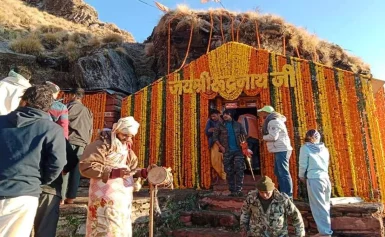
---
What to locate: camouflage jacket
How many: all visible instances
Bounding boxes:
[240,189,305,237]
[212,120,246,152]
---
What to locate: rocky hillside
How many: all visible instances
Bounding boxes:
[0,1,372,94]
[21,0,134,41]
[0,0,155,94]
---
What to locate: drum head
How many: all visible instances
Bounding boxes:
[147,167,167,185]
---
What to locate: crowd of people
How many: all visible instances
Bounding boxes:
[0,67,332,237]
[206,106,333,237]
[0,68,150,237]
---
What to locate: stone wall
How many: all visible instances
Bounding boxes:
[294,202,384,236]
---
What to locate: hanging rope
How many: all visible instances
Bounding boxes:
[177,19,194,70]
[236,16,246,42]
[220,14,225,43]
[167,14,182,74]
[207,11,214,53]
[224,12,234,41]
[312,47,317,62]
[295,47,301,59]
[255,20,261,49]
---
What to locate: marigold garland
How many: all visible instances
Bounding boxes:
[120,42,385,203]
[59,92,106,142]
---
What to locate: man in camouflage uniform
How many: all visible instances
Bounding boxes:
[240,176,305,237]
[213,109,247,197]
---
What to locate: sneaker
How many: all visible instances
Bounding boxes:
[236,191,244,197]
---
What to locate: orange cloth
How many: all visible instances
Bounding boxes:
[237,114,259,139]
[211,143,226,180]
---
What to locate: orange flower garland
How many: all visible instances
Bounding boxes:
[118,42,385,203]
[59,92,106,142]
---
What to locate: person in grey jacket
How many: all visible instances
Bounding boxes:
[258,105,293,198]
[62,88,93,204]
[299,129,332,237]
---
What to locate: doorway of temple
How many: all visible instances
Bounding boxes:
[212,95,263,176]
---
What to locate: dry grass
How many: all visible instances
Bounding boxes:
[115,46,127,55]
[0,0,135,61]
[87,37,101,48]
[9,36,43,55]
[41,32,62,47]
[152,8,370,75]
[144,43,154,56]
[57,40,81,62]
[0,0,135,42]
[102,33,123,45]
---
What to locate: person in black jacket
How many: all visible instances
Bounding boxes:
[0,85,66,237]
[33,140,79,237]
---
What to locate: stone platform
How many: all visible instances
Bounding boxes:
[57,177,385,237]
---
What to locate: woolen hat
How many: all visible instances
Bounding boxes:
[45,81,60,93]
[256,176,275,191]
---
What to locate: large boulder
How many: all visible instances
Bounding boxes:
[23,0,99,25]
[0,42,148,94]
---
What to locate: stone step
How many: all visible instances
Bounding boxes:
[76,186,89,197]
[214,174,260,185]
[171,227,241,237]
[199,195,245,214]
[79,178,90,187]
[213,184,256,192]
[180,210,239,228]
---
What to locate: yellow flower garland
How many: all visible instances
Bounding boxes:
[294,59,306,138]
[119,42,385,202]
[157,81,164,165]
[361,77,385,201]
[315,64,343,196]
[208,42,251,100]
[337,70,358,195]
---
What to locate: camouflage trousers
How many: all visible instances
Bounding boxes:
[223,150,245,192]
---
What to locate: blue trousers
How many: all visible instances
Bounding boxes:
[274,151,293,197]
[307,178,333,235]
[61,145,84,199]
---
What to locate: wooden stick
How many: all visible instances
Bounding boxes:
[149,183,155,237]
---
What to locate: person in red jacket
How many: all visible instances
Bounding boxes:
[46,81,69,139]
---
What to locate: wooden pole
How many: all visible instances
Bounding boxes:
[149,183,155,237]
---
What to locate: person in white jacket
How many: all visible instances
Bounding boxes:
[258,105,293,198]
[298,129,333,237]
[0,67,32,115]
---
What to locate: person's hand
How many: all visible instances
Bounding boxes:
[110,168,130,179]
[147,164,158,172]
[299,177,306,183]
[208,128,215,132]
[122,168,133,179]
[219,145,225,153]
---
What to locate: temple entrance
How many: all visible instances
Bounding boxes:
[211,95,263,175]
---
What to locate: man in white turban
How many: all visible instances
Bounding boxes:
[80,116,148,237]
[0,67,32,115]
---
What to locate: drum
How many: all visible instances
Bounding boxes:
[147,167,173,189]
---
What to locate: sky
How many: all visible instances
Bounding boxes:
[84,0,385,79]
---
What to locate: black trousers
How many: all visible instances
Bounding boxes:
[62,145,84,199]
[33,193,61,237]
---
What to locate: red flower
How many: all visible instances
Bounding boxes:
[89,205,97,218]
